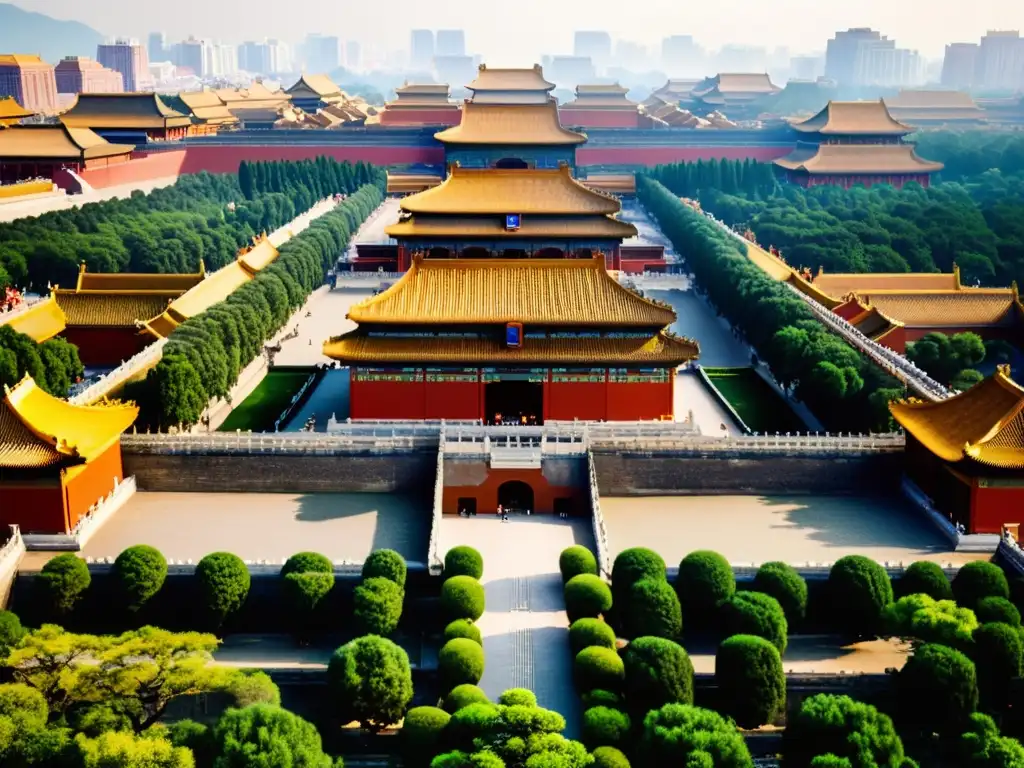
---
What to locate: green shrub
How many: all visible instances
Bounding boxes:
[195,552,250,628]
[113,545,167,612]
[0,610,26,659]
[444,619,482,646]
[896,561,953,601]
[362,549,407,588]
[440,576,486,622]
[402,706,450,767]
[827,555,893,637]
[444,702,502,750]
[975,596,1020,626]
[897,643,978,735]
[575,646,626,692]
[0,682,48,726]
[328,635,413,729]
[960,712,1024,767]
[753,561,807,625]
[444,546,484,579]
[442,684,489,714]
[498,688,537,707]
[611,548,666,605]
[639,703,752,766]
[715,634,785,729]
[952,561,1009,610]
[582,689,623,710]
[224,670,281,708]
[592,746,631,768]
[721,591,788,653]
[622,636,694,716]
[882,593,978,648]
[564,574,613,622]
[569,618,616,655]
[623,579,682,640]
[971,622,1023,711]
[438,638,485,691]
[783,694,908,768]
[560,545,598,583]
[582,706,631,750]
[676,550,735,626]
[281,551,332,576]
[212,703,335,767]
[36,553,91,617]
[354,576,404,636]
[282,572,334,628]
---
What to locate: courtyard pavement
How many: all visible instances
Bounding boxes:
[602,495,980,567]
[65,491,430,565]
[439,516,595,737]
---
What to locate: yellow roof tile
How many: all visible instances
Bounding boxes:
[791,100,911,135]
[884,90,981,110]
[467,64,555,92]
[324,331,697,366]
[55,291,174,328]
[76,264,206,292]
[435,101,586,145]
[347,256,677,327]
[238,238,280,273]
[856,290,1017,327]
[385,214,637,239]
[1,375,137,468]
[0,96,34,123]
[2,296,67,342]
[890,366,1024,469]
[774,143,943,174]
[0,125,134,160]
[62,93,193,129]
[398,164,621,216]
[811,271,960,296]
[287,74,343,98]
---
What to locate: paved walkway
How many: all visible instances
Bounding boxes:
[283,369,351,430]
[439,516,594,736]
[0,176,179,223]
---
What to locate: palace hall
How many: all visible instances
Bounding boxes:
[324,65,698,424]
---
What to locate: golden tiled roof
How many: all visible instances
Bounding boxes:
[389,83,454,107]
[0,375,137,469]
[75,264,206,292]
[467,64,555,93]
[846,303,904,340]
[386,173,443,194]
[55,292,174,328]
[583,174,637,195]
[61,94,193,129]
[884,90,982,111]
[0,125,134,160]
[692,73,781,97]
[346,256,677,327]
[891,366,1024,469]
[0,96,34,125]
[287,74,343,99]
[774,143,943,174]
[435,101,587,145]
[857,289,1018,327]
[791,100,912,135]
[2,296,67,342]
[812,270,960,297]
[385,214,637,239]
[238,238,280,273]
[744,241,797,282]
[396,164,621,216]
[324,330,697,366]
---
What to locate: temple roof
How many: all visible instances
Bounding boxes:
[55,292,175,328]
[75,264,207,292]
[890,366,1024,469]
[691,73,781,101]
[0,124,134,160]
[287,74,344,99]
[389,83,454,107]
[854,289,1019,327]
[812,270,961,297]
[1,296,67,342]
[323,330,698,367]
[177,90,238,124]
[396,164,621,216]
[836,297,904,341]
[773,143,943,174]
[790,100,912,135]
[61,93,193,129]
[386,215,637,239]
[435,101,587,145]
[0,375,137,469]
[884,89,982,111]
[346,256,677,327]
[562,84,637,109]
[467,64,555,93]
[0,96,34,124]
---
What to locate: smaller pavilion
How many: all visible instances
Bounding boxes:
[891,366,1024,534]
[831,296,906,352]
[285,74,347,112]
[379,83,460,126]
[775,100,943,188]
[883,90,986,127]
[559,84,640,128]
[0,375,137,535]
[0,124,133,183]
[175,90,239,134]
[0,95,34,126]
[688,73,781,116]
[466,64,554,104]
[60,93,192,142]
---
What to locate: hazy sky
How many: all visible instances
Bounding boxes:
[10,0,1024,62]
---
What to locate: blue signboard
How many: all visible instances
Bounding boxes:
[505,214,521,230]
[505,323,522,347]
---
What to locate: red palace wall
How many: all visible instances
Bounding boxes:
[64,441,125,532]
[0,479,65,534]
[577,145,791,166]
[876,326,907,354]
[61,327,150,367]
[608,380,674,421]
[971,483,1024,535]
[546,380,607,422]
[442,467,588,515]
[559,110,640,129]
[379,109,461,126]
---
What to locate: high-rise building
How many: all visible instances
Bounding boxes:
[547,56,596,89]
[204,43,237,77]
[824,28,883,85]
[661,35,702,77]
[436,30,466,58]
[176,37,206,77]
[574,31,612,71]
[855,44,925,87]
[790,54,825,81]
[0,54,58,112]
[148,32,166,62]
[55,56,124,94]
[96,38,150,91]
[941,43,979,88]
[614,40,648,72]
[410,29,434,71]
[345,41,362,71]
[305,34,340,73]
[975,31,1024,90]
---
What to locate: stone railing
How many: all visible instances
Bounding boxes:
[121,430,436,455]
[588,427,903,453]
[428,428,446,575]
[443,427,588,457]
[273,365,325,431]
[998,534,1024,576]
[72,475,137,547]
[334,270,405,282]
[69,338,167,404]
[586,451,612,579]
[0,525,25,607]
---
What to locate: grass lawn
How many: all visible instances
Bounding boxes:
[704,367,806,434]
[218,369,313,432]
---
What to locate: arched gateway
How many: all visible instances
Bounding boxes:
[498,480,535,514]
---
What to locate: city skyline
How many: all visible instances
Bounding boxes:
[7,0,1024,63]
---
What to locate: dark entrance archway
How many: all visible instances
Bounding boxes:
[485,381,544,425]
[428,246,451,258]
[461,246,490,258]
[535,247,564,259]
[495,157,529,169]
[498,480,534,514]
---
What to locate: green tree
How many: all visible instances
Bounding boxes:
[444,547,484,579]
[622,579,682,640]
[896,561,953,601]
[441,576,486,622]
[402,706,451,768]
[0,610,26,659]
[720,592,788,653]
[715,635,785,729]
[611,548,666,609]
[897,643,978,735]
[361,549,407,588]
[581,706,631,750]
[971,622,1023,711]
[353,577,404,636]
[212,703,338,768]
[559,546,598,583]
[574,646,625,693]
[676,550,736,627]
[74,730,194,768]
[975,597,1021,626]
[223,670,281,709]
[438,638,485,691]
[568,618,616,655]
[883,593,978,647]
[443,684,489,714]
[36,554,91,619]
[621,636,694,717]
[638,703,752,767]
[281,552,334,637]
[783,694,909,768]
[827,556,893,637]
[564,574,613,623]
[327,635,413,730]
[960,712,1024,768]
[953,561,1010,610]
[592,746,631,768]
[195,552,250,630]
[752,561,807,626]
[445,620,483,646]
[113,545,168,614]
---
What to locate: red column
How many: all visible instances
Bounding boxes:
[397,245,410,272]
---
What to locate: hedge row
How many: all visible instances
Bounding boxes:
[438,546,486,694]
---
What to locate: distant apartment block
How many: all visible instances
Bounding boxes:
[305,34,340,74]
[410,30,434,70]
[825,28,923,87]
[574,31,612,70]
[55,57,124,94]
[661,35,702,77]
[0,54,58,113]
[941,43,979,89]
[976,31,1024,90]
[97,38,149,91]
[436,30,466,58]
